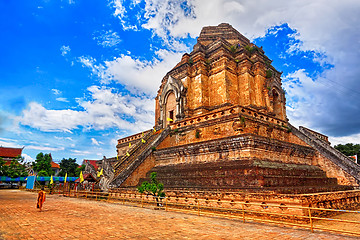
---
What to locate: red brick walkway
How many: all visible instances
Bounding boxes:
[0,190,356,240]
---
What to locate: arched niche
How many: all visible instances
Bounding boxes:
[271,88,284,119]
[165,91,176,126]
[158,76,186,128]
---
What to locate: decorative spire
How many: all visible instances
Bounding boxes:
[197,23,250,47]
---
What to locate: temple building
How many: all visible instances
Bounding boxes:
[86,24,360,196]
[0,146,23,166]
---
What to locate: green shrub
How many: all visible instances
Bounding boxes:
[266,69,273,78]
[195,130,200,138]
[188,58,193,65]
[137,172,165,198]
[229,45,237,53]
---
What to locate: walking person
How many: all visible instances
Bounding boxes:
[36,186,46,211]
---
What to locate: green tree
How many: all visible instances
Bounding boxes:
[0,157,9,176]
[32,152,53,176]
[0,156,28,177]
[58,158,79,177]
[7,156,28,177]
[334,143,360,156]
[137,172,165,198]
[75,164,85,177]
[335,143,360,162]
[0,157,8,176]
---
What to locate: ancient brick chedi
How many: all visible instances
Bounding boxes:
[92,23,360,194]
[155,23,286,128]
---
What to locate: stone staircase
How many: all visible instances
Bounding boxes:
[149,158,351,194]
[289,124,360,185]
[110,127,171,187]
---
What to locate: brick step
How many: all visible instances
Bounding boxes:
[143,159,347,193]
[155,174,338,188]
[160,185,353,194]
[151,159,328,178]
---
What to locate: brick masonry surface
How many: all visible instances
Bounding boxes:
[0,190,358,240]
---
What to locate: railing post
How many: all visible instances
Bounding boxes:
[197,199,200,216]
[96,192,98,201]
[242,204,245,223]
[308,207,313,233]
[165,197,167,211]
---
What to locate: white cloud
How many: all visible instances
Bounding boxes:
[26,145,65,151]
[71,149,92,155]
[91,138,101,146]
[16,102,86,133]
[330,133,360,147]
[56,97,69,102]
[22,153,34,163]
[110,0,138,30]
[79,50,183,96]
[0,138,22,148]
[16,85,155,133]
[78,56,108,81]
[54,136,73,141]
[60,45,71,56]
[52,89,61,95]
[93,30,121,48]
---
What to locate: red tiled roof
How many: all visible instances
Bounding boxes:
[51,161,60,169]
[0,147,23,158]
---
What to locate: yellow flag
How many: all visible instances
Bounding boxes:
[141,138,146,143]
[116,155,119,160]
[50,175,54,185]
[129,142,131,148]
[64,173,67,184]
[97,168,103,177]
[126,152,130,157]
[80,171,84,183]
[153,127,156,132]
[167,117,173,122]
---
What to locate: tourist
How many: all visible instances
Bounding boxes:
[36,186,46,211]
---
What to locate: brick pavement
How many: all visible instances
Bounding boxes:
[0,190,357,240]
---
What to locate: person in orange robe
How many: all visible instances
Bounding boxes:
[37,186,46,211]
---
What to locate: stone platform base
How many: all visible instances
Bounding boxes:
[147,159,352,194]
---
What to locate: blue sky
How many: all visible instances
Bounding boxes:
[1,0,359,164]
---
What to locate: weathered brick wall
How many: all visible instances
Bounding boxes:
[157,109,307,150]
[155,134,315,167]
[121,154,156,187]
